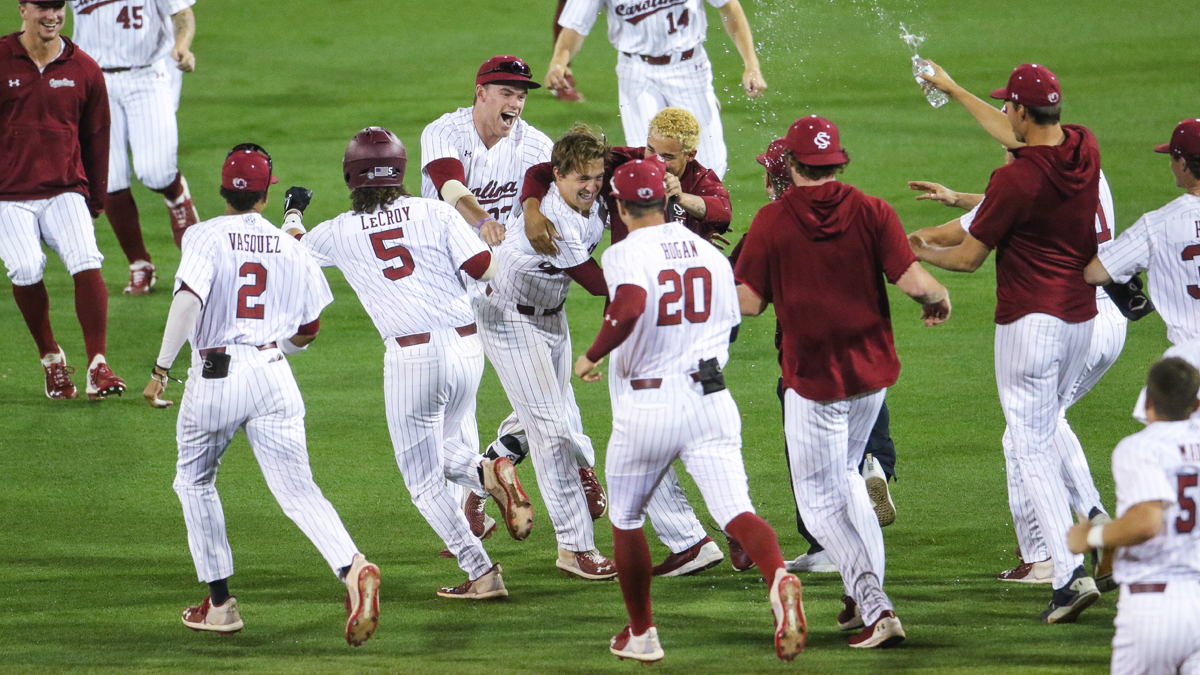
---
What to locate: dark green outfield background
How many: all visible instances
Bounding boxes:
[1,1,1194,672]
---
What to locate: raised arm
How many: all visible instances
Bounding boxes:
[170,7,196,72]
[716,0,767,98]
[919,60,1020,149]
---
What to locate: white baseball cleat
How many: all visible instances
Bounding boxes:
[848,610,906,648]
[769,569,807,660]
[437,564,508,600]
[862,453,895,527]
[997,559,1054,584]
[652,536,724,577]
[182,596,243,634]
[786,549,839,573]
[344,553,380,646]
[610,625,664,662]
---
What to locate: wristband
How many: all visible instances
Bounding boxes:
[283,210,306,233]
[478,216,499,229]
[1087,524,1105,549]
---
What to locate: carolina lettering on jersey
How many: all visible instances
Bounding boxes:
[473,180,519,206]
[661,240,698,260]
[73,0,121,14]
[616,0,688,23]
[228,232,280,254]
[360,206,411,230]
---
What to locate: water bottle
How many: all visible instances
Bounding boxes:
[912,55,948,108]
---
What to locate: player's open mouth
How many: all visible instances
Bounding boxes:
[500,112,517,126]
[577,190,596,203]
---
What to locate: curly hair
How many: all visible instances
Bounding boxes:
[648,107,701,154]
[351,186,411,215]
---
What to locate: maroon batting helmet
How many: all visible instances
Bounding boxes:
[343,127,406,189]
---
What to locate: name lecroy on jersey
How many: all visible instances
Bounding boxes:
[228,233,282,254]
[360,205,412,230]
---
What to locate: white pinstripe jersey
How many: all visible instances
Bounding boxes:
[420,107,552,226]
[559,0,727,56]
[963,169,1116,302]
[69,0,193,69]
[492,183,604,309]
[302,197,487,339]
[1098,193,1200,345]
[602,221,739,381]
[1111,419,1200,584]
[175,213,332,352]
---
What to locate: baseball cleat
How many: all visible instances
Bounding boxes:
[166,175,199,247]
[123,260,157,295]
[481,457,533,540]
[85,356,125,400]
[556,547,618,580]
[579,467,607,520]
[769,569,807,660]
[551,74,586,103]
[997,559,1054,584]
[848,610,906,648]
[725,533,755,572]
[652,536,724,577]
[437,563,508,599]
[42,350,77,400]
[1040,566,1099,624]
[464,490,497,540]
[785,549,838,573]
[1089,512,1116,593]
[837,595,865,631]
[182,595,243,634]
[862,453,896,527]
[610,625,663,662]
[343,554,380,646]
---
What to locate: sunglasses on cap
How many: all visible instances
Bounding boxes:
[481,60,532,79]
[226,142,272,170]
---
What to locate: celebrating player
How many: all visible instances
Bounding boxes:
[1,0,126,401]
[69,0,200,295]
[547,0,767,178]
[143,144,381,645]
[574,159,807,662]
[910,64,1105,623]
[1067,358,1200,675]
[737,116,951,648]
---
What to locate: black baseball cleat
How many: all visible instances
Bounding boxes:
[1040,565,1099,624]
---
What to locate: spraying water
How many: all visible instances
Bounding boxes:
[900,23,948,108]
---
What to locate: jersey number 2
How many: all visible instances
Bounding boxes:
[116,6,144,29]
[237,262,267,320]
[1177,473,1198,534]
[657,267,712,326]
[370,228,416,281]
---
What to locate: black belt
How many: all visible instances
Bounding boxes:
[623,48,695,66]
[101,66,145,73]
[516,302,564,316]
[1129,583,1167,594]
[393,324,477,347]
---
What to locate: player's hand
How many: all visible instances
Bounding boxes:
[664,174,684,200]
[743,66,768,98]
[545,61,573,91]
[921,296,951,326]
[143,376,173,408]
[526,209,561,256]
[908,181,960,208]
[479,218,506,247]
[1067,514,1092,554]
[284,186,313,215]
[574,354,603,382]
[708,233,731,250]
[917,59,958,97]
[171,46,196,72]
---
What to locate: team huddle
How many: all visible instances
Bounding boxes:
[3,0,1200,671]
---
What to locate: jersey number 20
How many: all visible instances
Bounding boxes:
[657,267,711,326]
[370,228,417,281]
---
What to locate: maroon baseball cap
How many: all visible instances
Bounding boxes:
[1155,119,1200,156]
[611,159,665,203]
[222,147,278,191]
[785,116,849,166]
[476,55,541,89]
[756,138,790,182]
[990,64,1061,107]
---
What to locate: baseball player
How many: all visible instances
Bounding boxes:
[911,159,1129,587]
[283,127,531,598]
[573,159,807,662]
[69,0,200,295]
[736,116,951,648]
[549,0,584,102]
[547,0,768,178]
[1067,357,1200,675]
[911,64,1104,623]
[142,144,380,645]
[1085,119,1200,422]
[1,0,126,402]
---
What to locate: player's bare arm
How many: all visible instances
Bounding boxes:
[1067,501,1166,554]
[573,354,603,382]
[919,60,1020,149]
[909,219,968,249]
[894,261,951,326]
[1084,256,1114,286]
[170,7,196,72]
[911,232,990,273]
[523,197,561,255]
[736,283,767,316]
[908,181,982,210]
[716,0,767,98]
[546,28,586,91]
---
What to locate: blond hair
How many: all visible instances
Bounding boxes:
[648,108,700,154]
[551,123,610,177]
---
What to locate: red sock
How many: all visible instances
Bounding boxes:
[157,172,184,202]
[724,512,786,582]
[105,189,151,264]
[72,269,108,362]
[12,282,58,357]
[612,525,654,634]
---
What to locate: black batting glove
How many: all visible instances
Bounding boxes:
[284,186,313,215]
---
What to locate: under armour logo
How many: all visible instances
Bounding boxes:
[814,132,831,150]
[1048,92,1059,104]
[232,177,248,189]
[7,79,18,87]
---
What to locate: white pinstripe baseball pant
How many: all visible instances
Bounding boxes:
[995,314,1094,588]
[784,387,893,625]
[104,61,179,193]
[1111,582,1200,675]
[0,194,103,285]
[606,377,753,533]
[616,46,727,178]
[1006,304,1126,562]
[173,345,359,583]
[384,330,493,579]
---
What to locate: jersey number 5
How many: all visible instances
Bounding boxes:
[116,6,144,29]
[370,228,417,281]
[1177,473,1198,534]
[657,267,712,326]
[237,262,267,320]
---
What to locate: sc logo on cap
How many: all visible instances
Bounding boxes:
[1048,92,1060,104]
[232,177,248,189]
[637,187,654,199]
[814,132,831,150]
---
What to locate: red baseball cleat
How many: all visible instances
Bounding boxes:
[43,351,77,399]
[86,358,126,400]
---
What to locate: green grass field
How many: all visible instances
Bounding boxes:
[1,1,1196,673]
